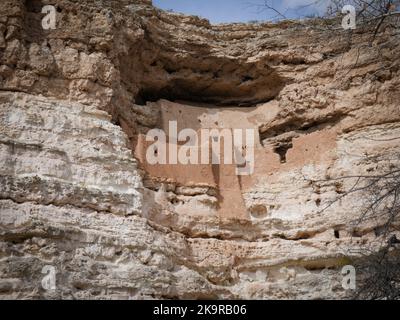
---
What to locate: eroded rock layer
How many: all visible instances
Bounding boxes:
[0,0,399,299]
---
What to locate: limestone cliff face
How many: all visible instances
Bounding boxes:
[0,0,399,299]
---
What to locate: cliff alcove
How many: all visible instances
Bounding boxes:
[1,0,400,300]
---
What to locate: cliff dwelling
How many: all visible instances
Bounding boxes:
[1,0,400,300]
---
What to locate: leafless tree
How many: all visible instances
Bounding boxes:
[251,0,400,299]
[328,0,400,42]
[251,0,400,35]
[306,149,400,299]
[354,238,400,299]
[252,0,400,300]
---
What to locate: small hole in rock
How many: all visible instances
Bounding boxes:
[334,230,340,239]
[242,75,254,82]
[274,142,293,164]
[249,204,268,219]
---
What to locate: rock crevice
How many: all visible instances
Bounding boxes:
[0,0,399,299]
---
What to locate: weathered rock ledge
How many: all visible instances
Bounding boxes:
[0,0,399,299]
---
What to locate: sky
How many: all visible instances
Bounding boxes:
[153,0,331,23]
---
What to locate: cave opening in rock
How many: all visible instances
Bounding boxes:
[274,142,293,164]
[120,28,290,221]
[334,230,340,239]
[129,52,287,107]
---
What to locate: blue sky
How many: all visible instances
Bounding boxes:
[153,0,330,23]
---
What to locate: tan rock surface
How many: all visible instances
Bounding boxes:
[0,0,399,299]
